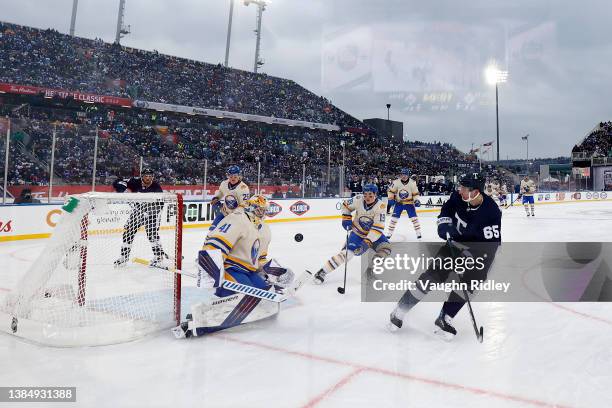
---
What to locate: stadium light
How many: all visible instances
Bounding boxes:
[484,62,508,162]
[485,64,508,86]
[243,0,270,73]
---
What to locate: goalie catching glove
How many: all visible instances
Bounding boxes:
[259,259,295,289]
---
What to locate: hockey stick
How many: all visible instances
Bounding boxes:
[133,257,198,278]
[285,270,313,296]
[445,238,484,343]
[134,257,308,303]
[503,194,522,210]
[337,229,351,294]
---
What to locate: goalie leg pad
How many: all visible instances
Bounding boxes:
[189,291,280,336]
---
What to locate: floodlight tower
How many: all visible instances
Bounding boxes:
[115,0,131,44]
[224,0,235,67]
[244,0,269,73]
[69,0,78,36]
[485,62,508,162]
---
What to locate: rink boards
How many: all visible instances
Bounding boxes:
[0,191,609,242]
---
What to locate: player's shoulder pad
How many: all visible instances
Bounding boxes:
[483,194,502,215]
[112,178,128,192]
[127,177,141,192]
[448,191,461,202]
[240,182,248,190]
[261,221,272,234]
[378,202,386,210]
[223,210,244,223]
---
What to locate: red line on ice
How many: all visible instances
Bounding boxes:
[216,335,570,408]
[520,266,612,326]
[300,368,364,408]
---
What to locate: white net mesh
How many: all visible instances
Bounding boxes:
[1,192,182,346]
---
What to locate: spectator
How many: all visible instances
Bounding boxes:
[347,175,363,196]
[14,188,39,204]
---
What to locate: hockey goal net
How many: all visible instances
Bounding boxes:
[0,192,183,346]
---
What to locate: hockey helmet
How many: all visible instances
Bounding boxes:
[459,173,486,192]
[363,183,379,195]
[227,165,241,176]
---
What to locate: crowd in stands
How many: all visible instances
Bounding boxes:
[572,121,612,157]
[0,20,499,197]
[2,100,476,196]
[0,21,362,128]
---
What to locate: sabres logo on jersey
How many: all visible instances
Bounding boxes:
[358,216,374,231]
[398,190,411,200]
[250,239,261,265]
[225,195,238,210]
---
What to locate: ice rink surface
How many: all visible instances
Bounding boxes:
[1,200,612,408]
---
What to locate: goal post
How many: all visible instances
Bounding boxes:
[0,192,184,347]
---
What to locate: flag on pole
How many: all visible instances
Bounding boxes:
[483,141,493,147]
[522,134,529,140]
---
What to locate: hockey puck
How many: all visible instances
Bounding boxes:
[294,233,303,242]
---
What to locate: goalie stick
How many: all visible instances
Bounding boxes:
[133,258,310,303]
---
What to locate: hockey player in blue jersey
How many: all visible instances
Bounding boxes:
[387,172,502,340]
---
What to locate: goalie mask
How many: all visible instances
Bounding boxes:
[245,195,269,225]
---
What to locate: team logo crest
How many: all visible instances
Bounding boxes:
[251,239,260,265]
[586,193,592,199]
[545,194,550,200]
[266,201,282,217]
[594,192,600,199]
[358,216,374,231]
[573,193,582,200]
[601,192,608,199]
[290,201,310,216]
[398,190,410,200]
[224,195,238,210]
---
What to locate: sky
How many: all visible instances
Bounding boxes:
[2,0,611,159]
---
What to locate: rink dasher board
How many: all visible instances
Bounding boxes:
[0,194,609,243]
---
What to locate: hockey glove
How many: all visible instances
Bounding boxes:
[387,199,396,214]
[437,217,459,241]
